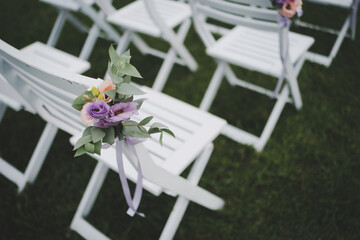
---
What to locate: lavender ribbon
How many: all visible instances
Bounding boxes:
[273,13,290,98]
[351,0,359,32]
[103,137,145,217]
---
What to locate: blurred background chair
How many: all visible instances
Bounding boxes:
[91,0,198,91]
[190,0,314,151]
[296,0,359,67]
[0,39,226,240]
[0,0,93,191]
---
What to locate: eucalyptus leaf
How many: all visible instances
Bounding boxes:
[134,98,146,110]
[161,128,175,138]
[121,49,131,63]
[122,125,150,138]
[148,128,161,134]
[139,116,153,126]
[91,127,106,143]
[82,127,93,137]
[74,146,86,157]
[85,142,95,153]
[117,83,145,95]
[118,63,142,78]
[109,45,120,65]
[159,132,164,146]
[103,127,115,145]
[105,89,116,100]
[108,63,123,84]
[94,141,102,155]
[150,122,168,129]
[122,120,139,126]
[72,95,87,111]
[73,135,92,150]
[123,75,131,83]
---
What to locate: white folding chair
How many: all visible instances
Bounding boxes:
[40,0,100,60]
[295,0,359,67]
[190,0,314,151]
[83,0,198,91]
[0,39,226,240]
[0,3,92,190]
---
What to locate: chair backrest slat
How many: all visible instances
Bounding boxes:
[198,0,277,22]
[0,40,100,135]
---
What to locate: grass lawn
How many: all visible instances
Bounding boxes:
[0,0,359,239]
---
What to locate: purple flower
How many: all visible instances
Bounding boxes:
[87,100,110,119]
[276,0,294,3]
[94,102,138,128]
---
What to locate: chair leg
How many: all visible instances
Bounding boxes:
[254,86,289,152]
[199,62,225,111]
[71,161,110,240]
[79,24,100,61]
[47,10,67,47]
[152,19,194,92]
[159,144,214,240]
[0,122,58,192]
[0,101,7,123]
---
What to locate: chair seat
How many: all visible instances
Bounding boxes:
[304,0,353,8]
[40,0,95,11]
[70,86,226,196]
[21,42,90,74]
[107,0,191,37]
[207,26,314,77]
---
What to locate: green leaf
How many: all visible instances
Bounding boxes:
[148,128,161,134]
[133,98,146,110]
[118,63,142,78]
[122,120,139,126]
[161,128,175,138]
[107,63,123,84]
[123,75,131,83]
[109,45,120,65]
[139,116,153,126]
[82,127,93,137]
[159,132,164,146]
[72,95,87,111]
[74,146,86,157]
[85,142,95,153]
[91,127,106,142]
[122,125,150,138]
[117,83,145,95]
[103,127,115,145]
[73,135,92,150]
[105,89,116,100]
[94,141,102,155]
[150,122,168,129]
[120,49,131,63]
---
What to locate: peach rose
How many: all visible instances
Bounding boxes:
[99,79,115,101]
[280,1,297,18]
[80,102,95,126]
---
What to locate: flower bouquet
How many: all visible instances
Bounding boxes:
[272,0,303,25]
[72,45,174,157]
[71,45,174,216]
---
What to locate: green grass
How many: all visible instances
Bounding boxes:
[1,0,360,239]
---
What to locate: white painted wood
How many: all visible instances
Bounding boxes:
[99,0,198,91]
[207,26,314,77]
[0,39,226,240]
[21,42,90,74]
[192,0,314,151]
[107,0,191,37]
[297,0,358,66]
[41,0,95,11]
[304,0,353,8]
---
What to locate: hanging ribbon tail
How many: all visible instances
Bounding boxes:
[273,13,290,98]
[351,0,359,32]
[277,13,290,28]
[115,138,145,217]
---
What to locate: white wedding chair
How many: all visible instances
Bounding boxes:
[0,39,226,240]
[83,0,198,91]
[296,0,359,67]
[190,0,314,151]
[0,3,92,191]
